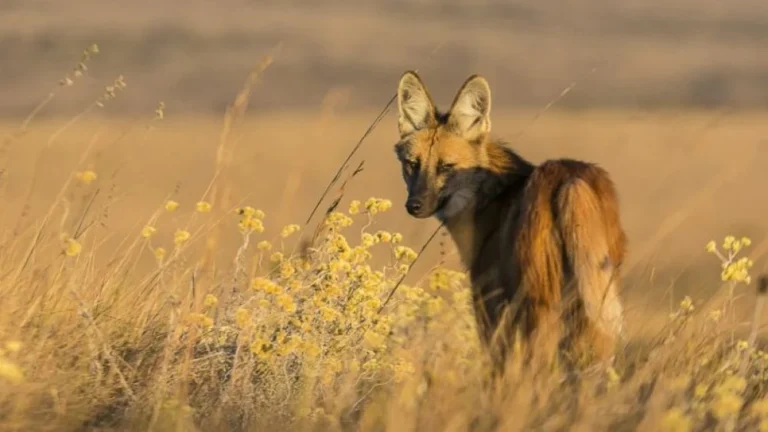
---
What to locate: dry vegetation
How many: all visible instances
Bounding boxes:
[2,3,768,430]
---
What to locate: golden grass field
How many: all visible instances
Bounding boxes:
[2,1,768,430]
[2,76,768,431]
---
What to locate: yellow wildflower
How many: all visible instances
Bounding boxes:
[203,294,218,308]
[186,313,214,329]
[364,298,382,313]
[329,234,351,257]
[154,247,166,262]
[141,225,156,238]
[65,238,82,257]
[324,283,342,298]
[0,358,24,384]
[694,384,708,399]
[362,358,380,372]
[710,392,743,420]
[723,236,736,250]
[279,261,295,279]
[361,233,377,248]
[394,246,418,263]
[708,310,722,322]
[364,197,393,214]
[165,200,180,212]
[429,268,450,291]
[174,229,191,246]
[325,212,354,230]
[679,296,694,313]
[659,407,691,432]
[250,338,271,359]
[392,359,415,383]
[374,319,391,335]
[349,200,361,215]
[195,201,212,213]
[75,170,98,185]
[276,294,297,313]
[276,335,301,356]
[235,308,251,329]
[719,376,747,394]
[303,341,321,359]
[710,376,746,420]
[252,277,281,294]
[363,330,387,350]
[721,257,753,284]
[319,306,338,322]
[270,252,284,263]
[375,230,392,243]
[239,217,264,234]
[280,224,301,238]
[257,240,272,251]
[425,297,444,317]
[237,206,254,217]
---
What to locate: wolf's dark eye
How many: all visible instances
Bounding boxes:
[404,159,419,172]
[437,161,456,175]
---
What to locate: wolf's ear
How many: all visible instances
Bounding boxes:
[397,71,436,137]
[447,75,491,142]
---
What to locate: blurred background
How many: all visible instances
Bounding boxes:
[2,0,768,116]
[2,0,768,326]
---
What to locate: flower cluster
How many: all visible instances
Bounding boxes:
[706,235,754,285]
[179,196,482,399]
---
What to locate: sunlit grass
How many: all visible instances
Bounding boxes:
[2,44,768,432]
[2,179,767,431]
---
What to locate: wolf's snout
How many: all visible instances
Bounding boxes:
[405,198,423,216]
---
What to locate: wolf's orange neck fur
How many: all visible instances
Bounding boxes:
[484,139,517,175]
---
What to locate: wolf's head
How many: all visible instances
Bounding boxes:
[394,71,507,220]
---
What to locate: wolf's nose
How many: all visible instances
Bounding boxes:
[405,198,422,215]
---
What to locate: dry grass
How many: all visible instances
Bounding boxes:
[2,45,768,432]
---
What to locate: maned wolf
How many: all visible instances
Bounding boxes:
[393,71,628,370]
